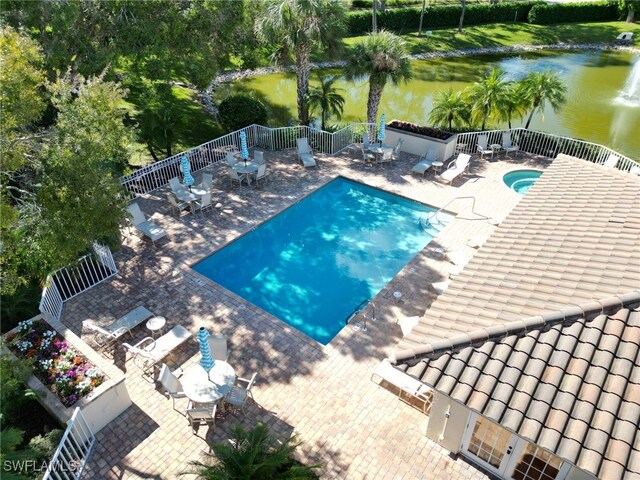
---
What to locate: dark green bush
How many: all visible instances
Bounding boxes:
[218,95,268,132]
[527,1,619,24]
[347,2,538,34]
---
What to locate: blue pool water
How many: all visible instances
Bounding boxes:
[193,178,451,344]
[503,169,543,195]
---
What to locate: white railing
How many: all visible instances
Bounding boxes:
[43,408,95,480]
[39,243,117,321]
[120,123,376,197]
[455,128,636,172]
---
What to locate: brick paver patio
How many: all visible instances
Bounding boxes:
[63,146,551,479]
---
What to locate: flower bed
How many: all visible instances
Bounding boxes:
[387,120,454,140]
[7,318,104,407]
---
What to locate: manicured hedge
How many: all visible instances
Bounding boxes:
[347,2,539,35]
[527,1,619,24]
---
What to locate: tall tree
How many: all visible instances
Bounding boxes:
[256,0,347,126]
[372,0,378,33]
[458,0,467,33]
[429,89,470,131]
[184,423,319,480]
[307,73,345,130]
[344,30,412,126]
[465,68,511,130]
[500,81,528,129]
[418,0,427,36]
[521,71,567,129]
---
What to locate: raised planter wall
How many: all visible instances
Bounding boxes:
[385,126,458,163]
[3,314,131,434]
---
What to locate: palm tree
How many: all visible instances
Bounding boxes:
[255,0,346,126]
[183,423,319,480]
[499,81,528,129]
[465,68,511,130]
[344,30,412,126]
[429,89,470,131]
[307,73,345,131]
[458,0,467,33]
[521,71,567,129]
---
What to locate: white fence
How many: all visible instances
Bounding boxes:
[43,408,95,480]
[39,242,117,321]
[120,124,637,198]
[455,128,637,172]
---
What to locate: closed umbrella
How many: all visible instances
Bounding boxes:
[239,131,249,166]
[180,156,194,190]
[377,114,386,146]
[197,327,215,372]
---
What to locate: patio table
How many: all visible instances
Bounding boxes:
[490,143,502,160]
[233,162,259,185]
[182,362,236,405]
[174,189,203,214]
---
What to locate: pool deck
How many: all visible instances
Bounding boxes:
[63,146,551,479]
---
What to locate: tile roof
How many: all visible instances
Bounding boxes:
[398,154,640,349]
[389,293,640,479]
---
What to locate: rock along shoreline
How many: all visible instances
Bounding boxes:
[200,43,640,118]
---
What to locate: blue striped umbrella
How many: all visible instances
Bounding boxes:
[196,327,215,372]
[239,131,249,161]
[377,114,386,144]
[180,156,194,187]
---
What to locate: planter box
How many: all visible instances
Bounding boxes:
[3,314,131,434]
[385,126,458,163]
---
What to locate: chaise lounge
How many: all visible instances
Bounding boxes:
[440,154,471,185]
[123,325,192,374]
[83,306,154,348]
[296,138,317,168]
[127,203,167,244]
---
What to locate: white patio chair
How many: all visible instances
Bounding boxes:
[123,325,192,374]
[127,203,167,244]
[254,151,265,165]
[363,132,371,151]
[477,135,491,159]
[377,148,393,167]
[194,192,213,214]
[254,163,268,186]
[440,153,471,185]
[207,334,229,362]
[412,149,438,176]
[158,363,186,411]
[501,132,520,158]
[167,193,189,217]
[228,168,245,187]
[197,173,213,192]
[361,146,375,166]
[296,138,317,168]
[392,139,404,161]
[224,373,256,414]
[169,177,186,194]
[226,152,237,167]
[604,154,619,168]
[187,403,216,433]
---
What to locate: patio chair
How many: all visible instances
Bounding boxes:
[169,177,186,194]
[228,168,246,187]
[167,192,189,217]
[392,139,404,161]
[296,138,317,168]
[477,135,491,159]
[440,153,471,185]
[123,325,192,374]
[226,152,237,167]
[194,192,213,214]
[224,372,256,414]
[604,154,620,168]
[377,148,393,167]
[187,403,217,433]
[197,173,213,192]
[158,363,187,411]
[411,149,438,176]
[501,132,520,158]
[363,132,371,151]
[207,334,229,362]
[254,163,268,186]
[254,150,265,165]
[361,146,375,166]
[127,203,167,244]
[83,306,154,348]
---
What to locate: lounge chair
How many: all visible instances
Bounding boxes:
[158,363,187,411]
[225,373,256,414]
[127,203,167,244]
[604,154,619,168]
[123,325,192,374]
[501,132,519,158]
[477,135,491,159]
[207,334,229,362]
[296,138,317,168]
[83,306,154,348]
[412,149,438,176]
[440,154,471,185]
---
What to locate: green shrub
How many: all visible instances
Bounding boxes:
[347,2,538,34]
[527,1,619,24]
[217,95,268,132]
[29,429,64,466]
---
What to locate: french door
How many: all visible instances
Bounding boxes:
[461,413,570,480]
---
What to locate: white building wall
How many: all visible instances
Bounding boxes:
[384,127,458,163]
[425,390,470,453]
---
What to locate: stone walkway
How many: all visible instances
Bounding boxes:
[65,146,550,479]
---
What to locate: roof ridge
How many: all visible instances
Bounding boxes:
[389,290,640,366]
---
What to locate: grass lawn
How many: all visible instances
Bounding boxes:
[343,21,640,55]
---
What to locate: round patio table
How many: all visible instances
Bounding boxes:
[182,362,236,405]
[233,162,258,175]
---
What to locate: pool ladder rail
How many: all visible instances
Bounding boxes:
[346,300,376,332]
[420,196,490,233]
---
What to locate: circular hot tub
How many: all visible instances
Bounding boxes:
[503,169,543,195]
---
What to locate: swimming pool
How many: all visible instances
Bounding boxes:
[503,169,543,195]
[193,177,451,344]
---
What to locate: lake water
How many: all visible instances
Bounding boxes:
[216,50,640,158]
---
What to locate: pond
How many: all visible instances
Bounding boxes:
[215,50,640,158]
